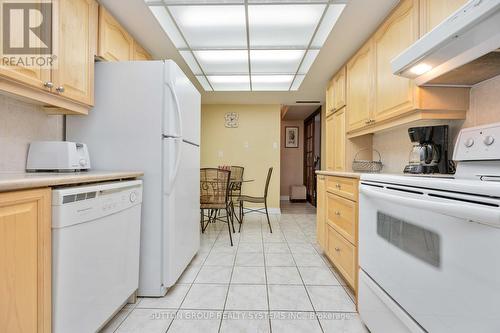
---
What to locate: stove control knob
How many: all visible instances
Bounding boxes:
[464,138,475,148]
[129,192,137,203]
[79,159,87,166]
[484,135,495,146]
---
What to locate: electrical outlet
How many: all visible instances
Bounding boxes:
[218,150,224,158]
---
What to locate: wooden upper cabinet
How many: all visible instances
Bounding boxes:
[333,67,346,111]
[98,7,134,61]
[420,0,468,36]
[0,188,51,333]
[333,109,346,171]
[325,81,335,116]
[133,42,152,61]
[346,41,373,132]
[53,0,98,105]
[0,1,51,90]
[373,0,419,123]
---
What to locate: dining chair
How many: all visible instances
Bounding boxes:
[238,167,273,233]
[200,168,235,246]
[229,166,244,222]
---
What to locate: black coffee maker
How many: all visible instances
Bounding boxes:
[404,125,450,174]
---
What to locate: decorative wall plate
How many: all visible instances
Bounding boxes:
[225,112,239,128]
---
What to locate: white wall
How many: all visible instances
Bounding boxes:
[0,95,64,172]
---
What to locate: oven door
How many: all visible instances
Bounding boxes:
[358,181,500,333]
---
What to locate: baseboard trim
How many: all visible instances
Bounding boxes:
[280,196,289,201]
[268,208,281,214]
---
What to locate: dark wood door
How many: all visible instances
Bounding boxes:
[304,109,321,206]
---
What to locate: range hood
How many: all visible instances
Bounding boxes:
[392,0,500,87]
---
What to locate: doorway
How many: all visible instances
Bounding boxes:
[304,109,321,206]
[280,105,321,209]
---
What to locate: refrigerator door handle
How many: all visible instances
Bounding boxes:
[166,81,183,138]
[166,138,183,195]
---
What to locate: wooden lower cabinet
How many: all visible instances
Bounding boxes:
[316,175,326,249]
[317,174,359,294]
[326,225,357,289]
[0,188,51,333]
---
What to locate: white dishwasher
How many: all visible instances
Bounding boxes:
[52,180,143,333]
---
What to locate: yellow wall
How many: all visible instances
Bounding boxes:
[201,104,281,209]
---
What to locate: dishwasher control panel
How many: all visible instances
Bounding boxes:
[52,180,143,229]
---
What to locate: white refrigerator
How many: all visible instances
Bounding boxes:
[67,60,201,297]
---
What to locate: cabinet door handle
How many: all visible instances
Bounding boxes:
[335,247,341,252]
[335,211,341,216]
[335,184,341,189]
[56,86,65,93]
[43,81,53,89]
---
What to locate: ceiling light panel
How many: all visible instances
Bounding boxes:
[147,0,346,91]
[179,51,202,75]
[208,75,251,91]
[168,5,247,48]
[252,75,294,91]
[149,6,186,48]
[311,4,345,48]
[250,50,305,73]
[195,50,249,74]
[195,76,213,91]
[248,5,325,48]
[298,49,319,74]
[290,74,305,91]
[162,0,243,4]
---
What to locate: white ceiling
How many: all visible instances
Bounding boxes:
[146,1,346,92]
[98,0,398,105]
[283,105,321,120]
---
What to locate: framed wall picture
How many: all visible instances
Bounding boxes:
[285,126,299,148]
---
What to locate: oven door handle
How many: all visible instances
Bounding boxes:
[360,186,500,228]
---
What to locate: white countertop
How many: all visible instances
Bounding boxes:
[0,170,144,192]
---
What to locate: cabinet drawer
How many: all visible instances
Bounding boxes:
[326,176,358,201]
[327,192,357,244]
[327,225,357,290]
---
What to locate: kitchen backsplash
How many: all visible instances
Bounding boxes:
[373,75,500,174]
[0,95,64,172]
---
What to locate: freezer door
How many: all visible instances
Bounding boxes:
[163,60,201,145]
[162,138,200,287]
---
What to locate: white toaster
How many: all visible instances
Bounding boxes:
[26,141,91,172]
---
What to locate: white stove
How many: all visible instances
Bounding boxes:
[358,122,500,333]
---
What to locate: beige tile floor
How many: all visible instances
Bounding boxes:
[99,202,368,333]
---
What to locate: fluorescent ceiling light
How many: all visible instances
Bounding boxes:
[248,5,325,48]
[147,1,346,91]
[195,50,248,74]
[195,75,213,91]
[149,6,186,48]
[250,50,305,73]
[208,75,250,91]
[311,4,345,48]
[252,75,294,91]
[290,75,306,91]
[179,51,202,75]
[299,50,320,74]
